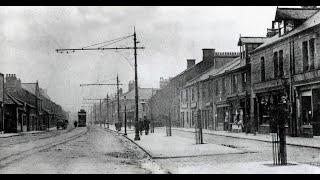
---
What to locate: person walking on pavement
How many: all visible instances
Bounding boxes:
[144,116,150,135]
[74,121,78,128]
[139,120,144,135]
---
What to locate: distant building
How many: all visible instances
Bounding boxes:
[159,77,170,89]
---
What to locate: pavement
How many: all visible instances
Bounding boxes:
[105,125,320,174]
[0,127,59,138]
[171,127,320,149]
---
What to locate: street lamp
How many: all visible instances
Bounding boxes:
[124,96,127,136]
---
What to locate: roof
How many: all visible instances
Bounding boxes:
[21,83,51,100]
[275,8,320,21]
[237,37,267,46]
[4,92,23,106]
[21,83,36,95]
[252,10,320,53]
[185,57,241,87]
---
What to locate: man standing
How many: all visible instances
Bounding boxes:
[144,116,150,135]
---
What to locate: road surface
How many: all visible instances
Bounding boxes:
[0,126,152,174]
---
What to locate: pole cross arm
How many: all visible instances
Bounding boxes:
[56,47,145,53]
[83,98,108,101]
[80,83,123,87]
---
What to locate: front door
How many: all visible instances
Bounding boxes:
[301,95,312,125]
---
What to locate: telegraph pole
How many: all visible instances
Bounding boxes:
[133,28,140,140]
[56,29,144,141]
[83,98,108,127]
[106,94,109,128]
[117,74,120,124]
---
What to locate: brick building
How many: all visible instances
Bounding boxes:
[3,74,67,133]
[149,48,239,127]
[250,7,320,136]
[102,81,157,127]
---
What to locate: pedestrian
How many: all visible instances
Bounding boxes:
[144,116,150,135]
[139,120,144,135]
[74,121,78,128]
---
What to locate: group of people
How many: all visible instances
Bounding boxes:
[113,116,151,135]
[137,116,150,135]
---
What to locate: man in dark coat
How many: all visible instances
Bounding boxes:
[139,120,144,135]
[144,116,150,135]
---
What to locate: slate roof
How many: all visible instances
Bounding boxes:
[4,92,23,106]
[274,8,320,21]
[252,10,320,53]
[185,57,241,87]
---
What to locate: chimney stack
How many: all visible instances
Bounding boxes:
[128,80,135,92]
[187,59,196,69]
[202,48,215,61]
[5,74,21,89]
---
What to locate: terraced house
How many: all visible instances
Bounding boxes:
[3,74,67,133]
[250,6,320,137]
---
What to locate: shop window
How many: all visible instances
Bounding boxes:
[279,50,284,77]
[273,52,278,78]
[261,57,265,81]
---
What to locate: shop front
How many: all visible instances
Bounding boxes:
[296,83,320,136]
[215,102,230,131]
[256,90,288,134]
[227,96,249,133]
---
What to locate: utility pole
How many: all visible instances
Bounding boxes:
[133,28,140,140]
[117,74,120,125]
[80,78,123,128]
[56,29,144,141]
[105,94,109,128]
[83,98,108,127]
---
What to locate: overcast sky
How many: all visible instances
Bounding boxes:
[0,6,280,112]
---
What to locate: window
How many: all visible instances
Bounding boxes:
[186,112,189,124]
[215,80,219,96]
[208,81,212,97]
[186,89,188,101]
[242,72,247,90]
[303,41,309,72]
[202,83,206,98]
[181,90,183,101]
[191,88,194,101]
[273,52,278,78]
[222,78,226,95]
[232,75,238,93]
[279,50,284,77]
[261,57,265,81]
[309,38,315,70]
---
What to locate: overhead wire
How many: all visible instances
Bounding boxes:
[81,34,133,49]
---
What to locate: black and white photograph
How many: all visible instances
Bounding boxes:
[1,5,320,174]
